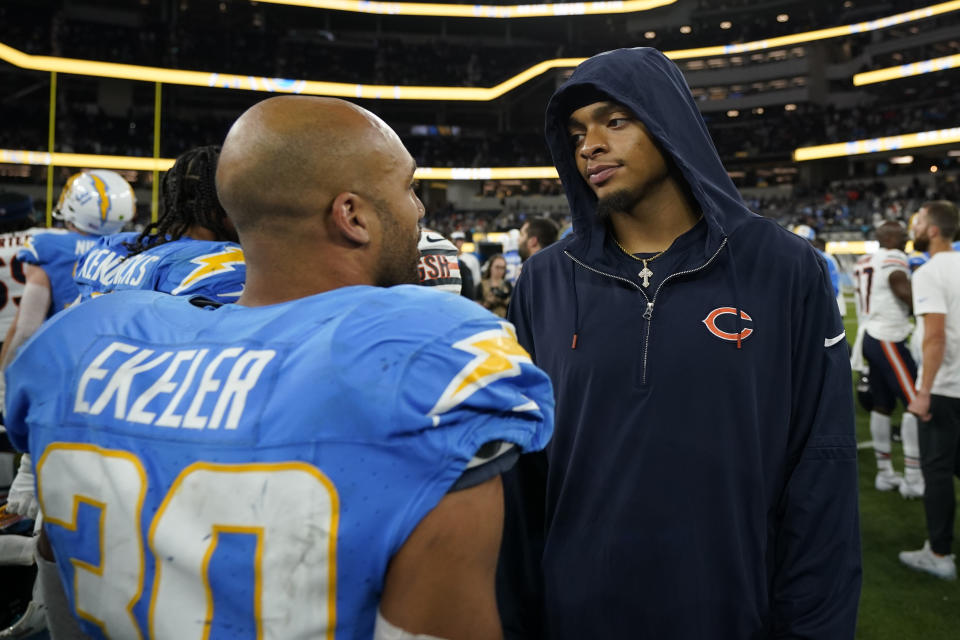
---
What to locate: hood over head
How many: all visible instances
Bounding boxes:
[545,47,755,258]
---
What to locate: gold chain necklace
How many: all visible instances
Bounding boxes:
[614,236,667,288]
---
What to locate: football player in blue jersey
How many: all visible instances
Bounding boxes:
[0,170,134,521]
[6,96,554,640]
[1,171,134,372]
[74,145,245,304]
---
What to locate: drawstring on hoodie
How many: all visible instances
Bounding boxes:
[570,259,581,349]
[726,240,744,350]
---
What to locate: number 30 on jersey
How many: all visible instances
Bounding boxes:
[37,443,339,640]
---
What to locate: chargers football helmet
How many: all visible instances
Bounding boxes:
[53,170,135,236]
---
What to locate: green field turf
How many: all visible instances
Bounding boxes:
[844,313,960,639]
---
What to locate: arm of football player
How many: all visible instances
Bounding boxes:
[0,264,51,371]
[907,313,946,421]
[888,270,913,310]
[379,475,503,640]
[36,528,94,640]
[772,253,861,639]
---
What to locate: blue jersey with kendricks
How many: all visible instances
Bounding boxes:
[17,230,97,315]
[74,232,245,304]
[5,285,554,640]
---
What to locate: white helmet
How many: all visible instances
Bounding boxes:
[791,224,815,241]
[53,170,135,235]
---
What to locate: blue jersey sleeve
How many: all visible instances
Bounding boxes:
[334,288,554,550]
[159,243,246,302]
[16,231,91,313]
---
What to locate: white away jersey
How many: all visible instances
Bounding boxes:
[0,228,40,338]
[854,248,912,342]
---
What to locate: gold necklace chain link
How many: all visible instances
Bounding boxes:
[613,236,668,263]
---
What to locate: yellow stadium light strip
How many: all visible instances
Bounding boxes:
[415,166,559,180]
[1,2,958,100]
[0,150,175,171]
[0,149,558,179]
[853,53,960,86]
[0,41,582,101]
[664,1,960,59]
[793,126,960,162]
[255,0,674,18]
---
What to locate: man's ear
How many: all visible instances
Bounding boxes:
[329,191,374,245]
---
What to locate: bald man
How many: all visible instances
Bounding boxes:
[5,96,554,640]
[853,221,923,497]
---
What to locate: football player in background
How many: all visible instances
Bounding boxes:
[5,96,553,639]
[0,170,134,370]
[0,194,40,467]
[853,222,923,497]
[0,169,134,521]
[73,145,244,304]
[418,228,462,295]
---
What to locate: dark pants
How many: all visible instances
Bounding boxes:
[919,394,960,555]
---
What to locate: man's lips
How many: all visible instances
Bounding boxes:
[587,165,619,185]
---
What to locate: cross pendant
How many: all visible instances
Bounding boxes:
[639,262,653,288]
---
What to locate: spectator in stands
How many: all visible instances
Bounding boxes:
[901,200,960,580]
[517,217,560,262]
[499,47,860,639]
[476,253,511,317]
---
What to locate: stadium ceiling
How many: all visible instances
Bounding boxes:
[253,0,675,18]
[1,1,958,101]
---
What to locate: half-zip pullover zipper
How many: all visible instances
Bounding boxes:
[565,237,727,383]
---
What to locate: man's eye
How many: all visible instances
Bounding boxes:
[609,117,627,127]
[570,133,585,147]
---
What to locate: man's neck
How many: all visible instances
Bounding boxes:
[236,240,371,307]
[928,238,953,257]
[609,178,700,254]
[185,225,217,242]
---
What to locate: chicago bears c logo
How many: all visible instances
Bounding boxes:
[702,307,754,342]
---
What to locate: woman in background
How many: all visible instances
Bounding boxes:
[476,253,512,317]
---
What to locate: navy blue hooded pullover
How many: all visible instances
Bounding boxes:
[502,48,861,639]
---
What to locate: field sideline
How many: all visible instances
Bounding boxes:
[843,313,960,638]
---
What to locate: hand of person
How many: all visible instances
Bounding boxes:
[6,454,39,519]
[908,390,932,422]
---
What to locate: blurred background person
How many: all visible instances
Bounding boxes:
[476,253,511,317]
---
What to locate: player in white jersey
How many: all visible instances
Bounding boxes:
[0,195,42,411]
[854,222,923,496]
[0,195,42,489]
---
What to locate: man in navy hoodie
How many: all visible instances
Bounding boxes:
[499,48,861,638]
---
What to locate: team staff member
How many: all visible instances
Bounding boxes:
[901,200,960,580]
[499,47,860,639]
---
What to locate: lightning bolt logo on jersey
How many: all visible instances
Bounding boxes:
[17,230,97,315]
[4,285,553,640]
[74,232,245,304]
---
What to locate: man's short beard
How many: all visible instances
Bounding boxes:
[371,199,420,288]
[913,234,930,253]
[596,188,640,223]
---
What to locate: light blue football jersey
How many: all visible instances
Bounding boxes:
[17,229,97,315]
[5,285,554,640]
[74,232,245,304]
[504,249,522,285]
